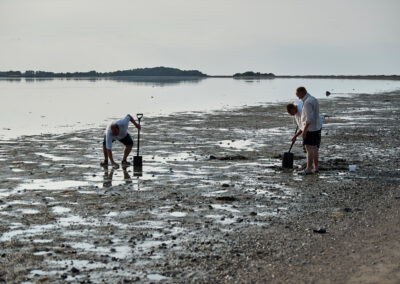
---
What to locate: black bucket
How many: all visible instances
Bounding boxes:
[282,152,294,169]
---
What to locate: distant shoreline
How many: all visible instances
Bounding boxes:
[211,75,400,80]
[2,75,400,81]
[1,66,400,80]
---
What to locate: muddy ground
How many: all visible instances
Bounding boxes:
[0,91,399,283]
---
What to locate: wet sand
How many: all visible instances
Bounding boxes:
[0,91,399,283]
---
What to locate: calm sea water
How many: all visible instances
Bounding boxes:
[1,77,400,138]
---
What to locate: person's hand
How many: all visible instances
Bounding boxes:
[137,124,141,130]
[291,135,297,143]
[112,162,120,169]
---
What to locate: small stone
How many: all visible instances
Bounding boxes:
[313,228,327,234]
[70,267,80,274]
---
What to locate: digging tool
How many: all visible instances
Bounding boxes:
[282,126,298,169]
[133,113,143,171]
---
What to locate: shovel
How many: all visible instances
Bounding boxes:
[282,126,298,169]
[133,113,143,171]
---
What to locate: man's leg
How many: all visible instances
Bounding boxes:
[101,136,109,166]
[305,145,314,173]
[313,146,319,172]
[122,145,132,162]
[102,145,108,163]
[119,133,134,164]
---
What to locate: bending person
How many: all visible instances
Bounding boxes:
[286,99,323,153]
[101,114,141,169]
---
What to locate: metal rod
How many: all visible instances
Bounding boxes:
[136,117,141,156]
[288,125,298,153]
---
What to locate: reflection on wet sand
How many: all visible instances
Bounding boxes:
[0,76,205,86]
[103,167,132,188]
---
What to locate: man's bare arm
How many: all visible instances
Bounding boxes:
[302,123,311,139]
[292,129,303,142]
[127,114,141,130]
[107,149,119,168]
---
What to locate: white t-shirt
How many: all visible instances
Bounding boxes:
[294,101,303,129]
[294,99,322,131]
[105,115,130,150]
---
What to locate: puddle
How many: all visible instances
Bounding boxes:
[0,224,56,242]
[18,208,40,214]
[52,206,71,214]
[16,179,92,190]
[35,152,74,161]
[147,273,169,281]
[169,211,187,217]
[217,139,254,151]
[33,239,53,243]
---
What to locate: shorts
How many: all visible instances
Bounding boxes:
[103,133,134,148]
[303,129,321,148]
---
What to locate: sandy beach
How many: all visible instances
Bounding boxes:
[0,90,399,283]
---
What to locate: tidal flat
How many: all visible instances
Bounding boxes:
[0,91,399,283]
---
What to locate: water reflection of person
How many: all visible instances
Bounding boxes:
[103,167,132,187]
[122,166,132,184]
[103,168,114,187]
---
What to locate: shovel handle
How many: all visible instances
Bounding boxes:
[288,140,295,153]
[288,125,299,153]
[136,114,143,156]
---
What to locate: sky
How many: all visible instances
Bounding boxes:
[1,0,399,75]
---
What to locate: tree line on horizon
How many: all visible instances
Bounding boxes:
[0,67,207,78]
[233,71,275,78]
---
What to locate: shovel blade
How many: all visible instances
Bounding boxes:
[282,152,294,169]
[134,156,143,167]
[134,156,143,177]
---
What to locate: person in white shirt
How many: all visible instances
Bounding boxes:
[101,114,141,169]
[286,101,303,130]
[286,101,323,141]
[293,86,322,175]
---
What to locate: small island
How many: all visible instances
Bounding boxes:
[232,71,275,79]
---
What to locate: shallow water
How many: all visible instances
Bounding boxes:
[1,77,400,138]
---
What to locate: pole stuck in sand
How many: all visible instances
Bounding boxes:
[134,113,143,174]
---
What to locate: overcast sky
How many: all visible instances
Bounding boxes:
[1,0,399,75]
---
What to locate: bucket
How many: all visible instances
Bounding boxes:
[282,152,294,169]
[349,165,356,171]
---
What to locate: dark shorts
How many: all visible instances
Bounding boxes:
[303,129,321,148]
[103,133,134,147]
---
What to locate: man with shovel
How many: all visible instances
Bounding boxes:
[286,101,323,149]
[292,87,322,175]
[101,114,141,169]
